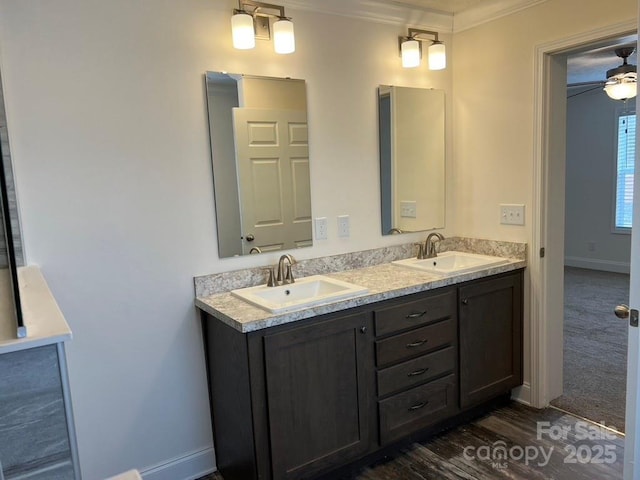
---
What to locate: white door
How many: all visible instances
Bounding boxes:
[624,102,640,477]
[232,108,312,254]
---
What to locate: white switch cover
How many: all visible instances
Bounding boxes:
[337,215,350,237]
[500,204,525,225]
[315,217,328,240]
[400,201,417,218]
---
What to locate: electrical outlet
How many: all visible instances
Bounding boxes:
[500,204,525,225]
[315,217,328,240]
[337,215,350,238]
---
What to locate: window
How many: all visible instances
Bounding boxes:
[614,112,635,231]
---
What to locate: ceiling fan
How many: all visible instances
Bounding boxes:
[603,47,637,101]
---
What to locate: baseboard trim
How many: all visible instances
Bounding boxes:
[140,447,215,480]
[512,381,531,406]
[564,256,630,274]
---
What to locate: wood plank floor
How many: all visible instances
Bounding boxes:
[198,402,624,479]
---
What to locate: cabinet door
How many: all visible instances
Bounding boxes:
[264,312,376,479]
[459,272,523,409]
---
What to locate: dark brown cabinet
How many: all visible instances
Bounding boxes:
[263,312,376,479]
[201,268,524,480]
[459,271,523,409]
[202,309,376,480]
[373,288,459,444]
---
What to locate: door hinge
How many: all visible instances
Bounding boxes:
[539,247,545,258]
[631,309,639,327]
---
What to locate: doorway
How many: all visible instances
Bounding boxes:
[531,18,640,477]
[547,43,635,431]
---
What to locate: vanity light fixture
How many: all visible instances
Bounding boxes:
[231,0,295,54]
[604,47,637,101]
[399,28,446,70]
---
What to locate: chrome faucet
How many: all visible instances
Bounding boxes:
[276,254,296,285]
[424,232,445,258]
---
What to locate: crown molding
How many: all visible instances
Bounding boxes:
[453,0,549,33]
[278,0,454,33]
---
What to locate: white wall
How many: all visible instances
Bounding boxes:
[0,1,453,478]
[565,87,632,272]
[452,0,637,399]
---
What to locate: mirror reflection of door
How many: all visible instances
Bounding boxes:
[233,108,311,254]
[205,72,313,258]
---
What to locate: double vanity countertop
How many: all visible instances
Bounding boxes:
[195,238,527,333]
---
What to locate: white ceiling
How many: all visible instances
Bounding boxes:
[567,35,637,85]
[384,0,491,14]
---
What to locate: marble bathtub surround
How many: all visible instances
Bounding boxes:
[195,237,527,333]
[0,345,74,479]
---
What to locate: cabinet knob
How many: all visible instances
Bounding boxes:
[360,326,367,334]
[462,299,469,305]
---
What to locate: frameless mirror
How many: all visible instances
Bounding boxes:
[378,85,445,235]
[205,72,312,258]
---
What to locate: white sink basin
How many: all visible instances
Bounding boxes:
[231,275,369,314]
[392,251,509,276]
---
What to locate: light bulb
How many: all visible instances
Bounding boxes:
[231,12,255,50]
[401,39,420,68]
[273,19,295,54]
[428,42,446,70]
[605,82,637,100]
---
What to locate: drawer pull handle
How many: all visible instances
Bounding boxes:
[407,368,429,377]
[406,339,428,348]
[408,401,429,411]
[406,311,427,319]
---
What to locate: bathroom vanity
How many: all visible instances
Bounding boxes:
[196,239,525,480]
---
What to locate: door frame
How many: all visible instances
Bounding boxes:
[531,19,637,406]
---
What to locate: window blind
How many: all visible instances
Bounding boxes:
[615,113,636,230]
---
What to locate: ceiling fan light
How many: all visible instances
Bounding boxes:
[604,79,637,100]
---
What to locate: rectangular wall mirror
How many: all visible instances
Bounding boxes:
[205,72,313,258]
[378,85,445,235]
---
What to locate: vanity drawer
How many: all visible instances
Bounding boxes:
[378,374,457,445]
[375,318,455,367]
[374,289,455,337]
[377,346,455,397]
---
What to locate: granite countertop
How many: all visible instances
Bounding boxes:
[0,265,72,354]
[196,257,526,333]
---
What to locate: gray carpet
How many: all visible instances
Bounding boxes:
[550,266,629,432]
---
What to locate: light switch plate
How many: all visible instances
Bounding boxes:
[500,204,525,225]
[400,201,417,218]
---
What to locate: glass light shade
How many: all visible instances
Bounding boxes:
[231,12,255,50]
[428,42,446,70]
[604,78,637,100]
[401,40,420,68]
[273,19,295,54]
